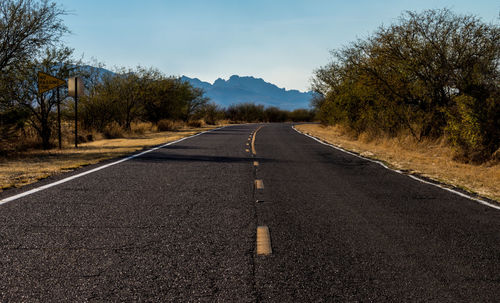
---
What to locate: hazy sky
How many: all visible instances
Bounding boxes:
[56,0,499,91]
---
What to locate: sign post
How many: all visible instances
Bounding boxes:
[56,87,62,149]
[68,77,84,148]
[37,72,66,149]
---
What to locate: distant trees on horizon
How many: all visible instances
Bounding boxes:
[0,0,314,153]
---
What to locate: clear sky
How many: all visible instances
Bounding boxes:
[56,0,499,91]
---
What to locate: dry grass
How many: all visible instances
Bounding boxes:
[0,124,221,192]
[296,124,500,202]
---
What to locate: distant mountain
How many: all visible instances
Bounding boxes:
[73,68,313,110]
[181,75,314,110]
[79,65,115,77]
[74,65,115,81]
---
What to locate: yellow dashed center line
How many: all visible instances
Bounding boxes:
[250,126,271,256]
[255,179,264,189]
[256,226,272,255]
[251,126,263,155]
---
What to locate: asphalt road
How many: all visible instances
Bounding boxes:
[0,123,499,302]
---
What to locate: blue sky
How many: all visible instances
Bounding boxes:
[56,0,499,91]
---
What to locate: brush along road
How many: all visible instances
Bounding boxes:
[0,124,499,301]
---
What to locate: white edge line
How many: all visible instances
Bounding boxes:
[0,126,226,206]
[292,125,500,211]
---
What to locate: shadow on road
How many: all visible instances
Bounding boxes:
[133,153,253,164]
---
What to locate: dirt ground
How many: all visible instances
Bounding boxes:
[0,125,220,191]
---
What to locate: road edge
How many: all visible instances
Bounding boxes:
[0,126,226,206]
[292,125,500,211]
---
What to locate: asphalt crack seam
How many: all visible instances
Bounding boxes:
[249,125,266,302]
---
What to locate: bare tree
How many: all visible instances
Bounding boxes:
[182,86,208,122]
[0,0,67,72]
[13,46,76,149]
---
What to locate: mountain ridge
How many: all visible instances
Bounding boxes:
[75,66,313,110]
[181,75,313,110]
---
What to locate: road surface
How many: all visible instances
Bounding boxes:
[0,123,499,301]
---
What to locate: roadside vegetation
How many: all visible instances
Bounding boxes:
[296,124,500,202]
[0,0,313,191]
[309,8,499,201]
[0,0,314,156]
[0,122,214,191]
[312,9,499,164]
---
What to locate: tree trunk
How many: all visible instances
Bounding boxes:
[41,116,51,150]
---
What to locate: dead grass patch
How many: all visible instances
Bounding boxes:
[0,125,221,192]
[296,124,500,202]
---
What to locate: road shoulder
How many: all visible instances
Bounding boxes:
[0,125,223,193]
[294,123,500,204]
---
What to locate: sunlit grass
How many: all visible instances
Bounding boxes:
[0,125,220,191]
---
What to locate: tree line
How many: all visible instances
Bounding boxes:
[0,0,314,153]
[79,66,209,133]
[0,0,213,151]
[312,9,499,163]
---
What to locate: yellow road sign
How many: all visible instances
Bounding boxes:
[38,71,66,94]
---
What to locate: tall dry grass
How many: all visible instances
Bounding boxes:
[157,119,181,132]
[0,121,223,191]
[187,120,203,128]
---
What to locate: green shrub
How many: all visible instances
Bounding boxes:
[446,95,496,163]
[203,103,224,125]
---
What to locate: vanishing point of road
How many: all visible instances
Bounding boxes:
[0,124,499,301]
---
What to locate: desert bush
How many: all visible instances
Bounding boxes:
[289,109,315,122]
[103,122,124,139]
[202,102,225,125]
[226,103,265,122]
[131,122,151,135]
[77,135,87,143]
[311,8,499,163]
[446,95,499,163]
[8,124,45,151]
[264,107,288,122]
[187,120,202,128]
[157,119,178,131]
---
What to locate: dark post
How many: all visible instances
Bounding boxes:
[57,87,62,149]
[74,77,78,148]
